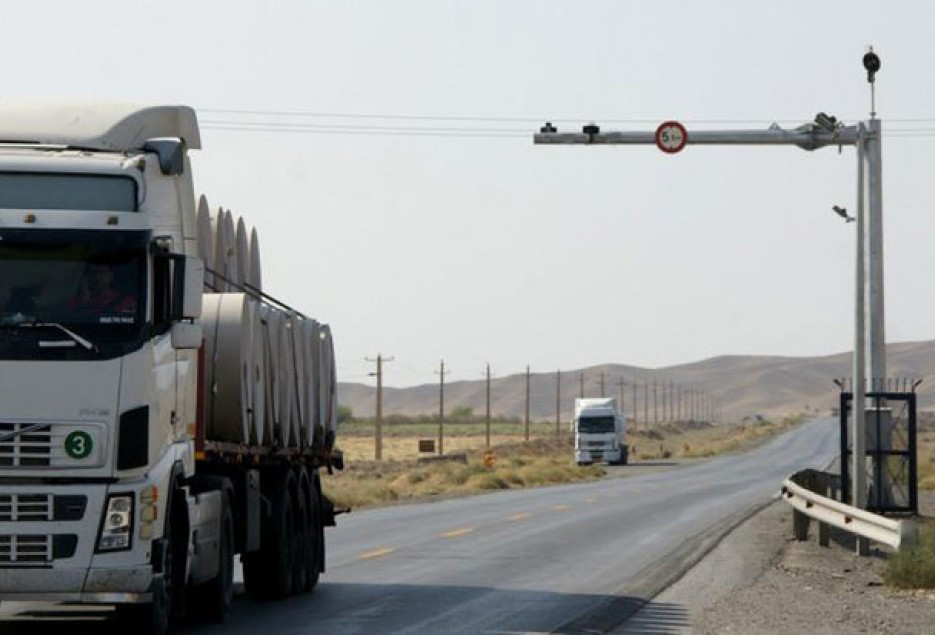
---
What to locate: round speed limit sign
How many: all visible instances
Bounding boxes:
[655,120,688,154]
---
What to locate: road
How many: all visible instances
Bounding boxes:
[1,417,838,634]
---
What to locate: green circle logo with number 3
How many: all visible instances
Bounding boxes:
[64,431,93,460]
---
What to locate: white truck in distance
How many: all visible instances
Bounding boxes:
[0,101,342,634]
[572,398,628,466]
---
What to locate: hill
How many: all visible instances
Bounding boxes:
[337,340,935,422]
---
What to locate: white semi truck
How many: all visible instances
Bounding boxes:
[572,397,628,466]
[0,101,343,633]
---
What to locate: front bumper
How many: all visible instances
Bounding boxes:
[0,566,153,602]
[575,448,622,463]
[0,482,155,602]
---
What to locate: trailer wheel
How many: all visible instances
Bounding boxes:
[244,469,296,600]
[293,473,310,593]
[188,490,235,622]
[274,481,297,598]
[304,483,322,592]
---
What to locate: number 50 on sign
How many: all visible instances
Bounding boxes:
[655,121,688,154]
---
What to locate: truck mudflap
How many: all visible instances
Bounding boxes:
[320,492,350,527]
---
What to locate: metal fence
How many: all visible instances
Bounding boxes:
[839,391,917,514]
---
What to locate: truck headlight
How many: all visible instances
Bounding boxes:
[97,493,134,552]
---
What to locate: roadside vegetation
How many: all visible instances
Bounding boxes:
[886,520,935,589]
[885,413,935,589]
[322,412,806,509]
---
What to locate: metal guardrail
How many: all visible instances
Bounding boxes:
[781,468,917,552]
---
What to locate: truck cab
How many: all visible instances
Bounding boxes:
[0,101,338,634]
[572,397,628,466]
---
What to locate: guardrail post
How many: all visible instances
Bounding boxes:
[818,519,830,547]
[793,508,810,541]
[817,472,831,547]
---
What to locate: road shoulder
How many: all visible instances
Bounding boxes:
[618,497,935,634]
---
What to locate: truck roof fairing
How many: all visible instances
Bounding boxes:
[0,99,201,152]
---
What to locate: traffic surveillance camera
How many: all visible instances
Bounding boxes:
[582,123,600,135]
[814,112,838,132]
[540,122,557,133]
[863,49,881,83]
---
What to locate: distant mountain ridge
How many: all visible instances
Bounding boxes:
[337,340,935,421]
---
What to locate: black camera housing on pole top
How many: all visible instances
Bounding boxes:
[863,49,881,84]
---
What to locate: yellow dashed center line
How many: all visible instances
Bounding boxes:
[442,527,475,538]
[553,505,571,512]
[509,512,531,521]
[358,547,395,560]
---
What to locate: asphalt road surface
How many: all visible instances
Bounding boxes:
[1,417,839,634]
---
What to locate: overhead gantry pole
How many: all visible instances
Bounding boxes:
[534,112,885,526]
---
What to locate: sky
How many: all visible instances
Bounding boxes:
[3,1,935,387]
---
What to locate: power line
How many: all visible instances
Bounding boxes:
[200,106,935,125]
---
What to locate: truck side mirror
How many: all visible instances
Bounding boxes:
[154,251,204,326]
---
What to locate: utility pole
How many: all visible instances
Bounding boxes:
[366,353,394,460]
[661,378,667,422]
[524,365,531,441]
[435,359,449,455]
[668,380,674,424]
[599,371,605,398]
[631,379,638,428]
[579,372,585,399]
[643,380,649,427]
[616,377,626,413]
[677,384,682,422]
[555,369,561,438]
[652,379,659,425]
[485,363,493,449]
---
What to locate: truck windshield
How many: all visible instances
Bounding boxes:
[577,416,616,434]
[0,229,148,358]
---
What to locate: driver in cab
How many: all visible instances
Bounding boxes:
[67,263,136,315]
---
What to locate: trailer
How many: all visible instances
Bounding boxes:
[0,101,343,633]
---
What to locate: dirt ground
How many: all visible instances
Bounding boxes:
[620,493,935,634]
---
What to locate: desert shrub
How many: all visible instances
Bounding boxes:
[467,472,509,490]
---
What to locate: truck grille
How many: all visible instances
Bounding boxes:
[0,423,53,467]
[0,422,104,469]
[0,494,53,521]
[0,534,52,566]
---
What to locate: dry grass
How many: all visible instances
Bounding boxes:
[628,416,802,460]
[886,519,935,589]
[917,422,935,490]
[322,416,806,510]
[324,437,604,509]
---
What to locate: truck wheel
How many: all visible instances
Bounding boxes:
[119,576,169,635]
[243,469,296,601]
[119,491,183,635]
[188,491,234,622]
[293,474,310,593]
[304,484,322,592]
[274,483,297,598]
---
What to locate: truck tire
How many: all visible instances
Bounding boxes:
[293,470,310,593]
[119,488,185,635]
[187,490,235,622]
[304,482,322,592]
[119,576,169,635]
[243,468,296,600]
